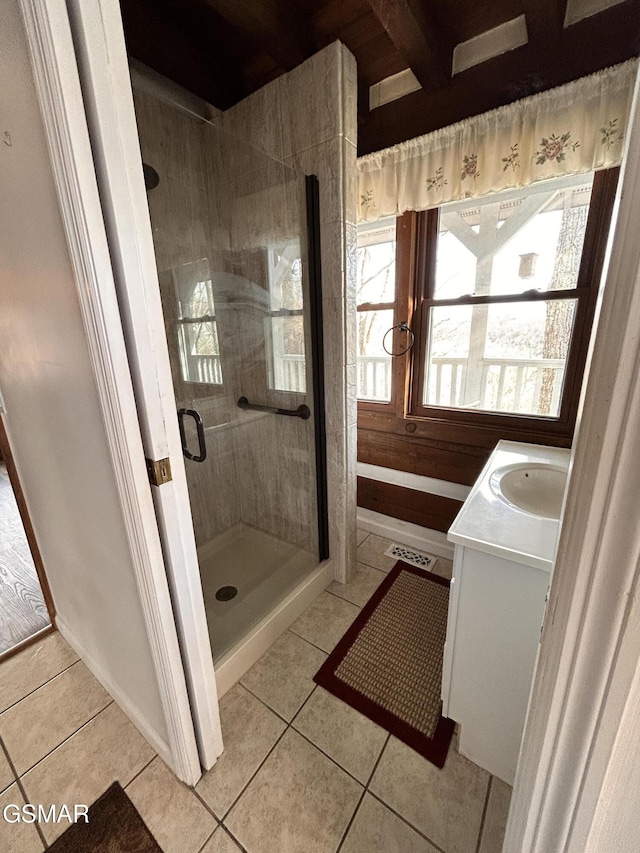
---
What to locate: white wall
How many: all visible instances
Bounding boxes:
[584,657,640,852]
[0,0,167,748]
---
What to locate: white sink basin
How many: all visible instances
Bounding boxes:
[490,463,568,519]
[449,440,571,570]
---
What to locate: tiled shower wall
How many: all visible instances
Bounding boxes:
[223,42,358,583]
[132,41,357,581]
[215,163,318,554]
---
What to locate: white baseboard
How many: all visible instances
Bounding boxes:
[214,560,335,697]
[56,617,174,771]
[357,507,455,560]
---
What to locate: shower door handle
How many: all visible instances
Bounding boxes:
[177,408,207,462]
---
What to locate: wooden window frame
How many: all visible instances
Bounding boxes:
[356,212,414,413]
[358,168,619,452]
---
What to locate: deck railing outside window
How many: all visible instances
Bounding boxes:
[358,354,565,414]
[191,353,223,385]
[357,356,393,402]
[273,353,306,393]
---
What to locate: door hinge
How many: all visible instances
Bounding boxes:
[146,457,172,486]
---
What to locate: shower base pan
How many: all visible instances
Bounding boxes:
[198,524,332,693]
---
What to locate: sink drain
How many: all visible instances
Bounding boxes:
[215,585,238,602]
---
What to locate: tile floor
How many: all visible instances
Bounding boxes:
[0,531,511,853]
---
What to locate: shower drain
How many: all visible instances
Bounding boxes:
[215,586,238,602]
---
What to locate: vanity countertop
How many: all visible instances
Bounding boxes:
[448,440,571,571]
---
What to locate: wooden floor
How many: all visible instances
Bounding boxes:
[0,462,50,655]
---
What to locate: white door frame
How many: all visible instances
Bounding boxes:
[63,0,223,771]
[505,68,640,850]
[18,0,209,784]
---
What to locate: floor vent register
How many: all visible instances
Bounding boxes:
[384,543,437,571]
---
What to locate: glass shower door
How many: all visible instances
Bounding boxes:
[134,88,326,661]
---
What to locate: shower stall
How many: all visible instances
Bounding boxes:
[132,86,328,662]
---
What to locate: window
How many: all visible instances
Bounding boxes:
[266,241,306,393]
[356,218,398,403]
[175,260,223,386]
[416,174,593,419]
[357,169,619,448]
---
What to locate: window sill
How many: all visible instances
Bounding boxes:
[357,406,572,451]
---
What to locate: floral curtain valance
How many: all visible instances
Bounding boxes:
[357,59,638,223]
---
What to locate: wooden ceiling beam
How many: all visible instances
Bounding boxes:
[202,0,316,71]
[366,0,453,89]
[358,1,640,156]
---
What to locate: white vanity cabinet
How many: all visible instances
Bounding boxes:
[441,544,549,784]
[441,440,571,785]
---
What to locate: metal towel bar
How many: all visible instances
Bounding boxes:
[237,396,310,420]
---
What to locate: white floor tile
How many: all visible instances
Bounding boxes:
[479,777,512,853]
[0,783,43,852]
[290,591,359,653]
[341,793,439,853]
[241,631,326,721]
[370,736,490,853]
[0,746,14,794]
[20,702,154,844]
[356,535,398,572]
[201,826,243,852]
[196,684,286,818]
[0,662,110,775]
[225,728,362,853]
[356,529,370,547]
[0,632,77,714]
[293,687,387,784]
[328,563,386,607]
[126,757,216,853]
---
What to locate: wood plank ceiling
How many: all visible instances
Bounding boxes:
[119,0,640,155]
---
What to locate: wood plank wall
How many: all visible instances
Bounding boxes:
[357,476,462,533]
[356,427,480,532]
